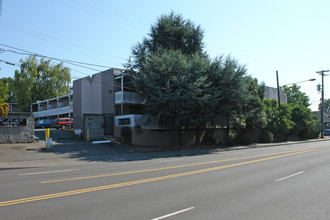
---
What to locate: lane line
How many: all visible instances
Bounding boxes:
[42,147,323,183]
[150,207,195,220]
[0,147,319,207]
[275,171,304,182]
[19,169,80,176]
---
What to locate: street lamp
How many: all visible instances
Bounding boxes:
[281,78,316,87]
[276,70,316,107]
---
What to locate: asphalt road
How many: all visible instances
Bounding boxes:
[1,140,330,219]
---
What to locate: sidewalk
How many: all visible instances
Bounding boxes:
[0,138,329,170]
[0,141,89,169]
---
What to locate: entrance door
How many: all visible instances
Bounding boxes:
[104,114,113,135]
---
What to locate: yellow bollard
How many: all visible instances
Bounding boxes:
[87,129,89,142]
[45,128,52,148]
[45,128,50,140]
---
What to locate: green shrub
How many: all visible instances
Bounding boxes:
[120,126,132,144]
[259,130,274,143]
[306,119,321,139]
[225,130,237,146]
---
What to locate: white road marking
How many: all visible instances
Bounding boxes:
[275,171,304,182]
[150,207,195,220]
[18,169,79,176]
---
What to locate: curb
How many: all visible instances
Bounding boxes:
[133,138,330,153]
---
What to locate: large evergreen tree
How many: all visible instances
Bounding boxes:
[126,12,266,146]
[126,12,208,146]
[126,12,205,72]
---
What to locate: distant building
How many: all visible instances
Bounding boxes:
[311,111,330,129]
[264,86,287,103]
[8,103,19,113]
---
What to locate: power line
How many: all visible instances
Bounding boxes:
[0,43,114,71]
[0,18,127,62]
[50,0,148,32]
[0,59,20,66]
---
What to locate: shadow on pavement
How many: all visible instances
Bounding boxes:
[37,140,219,163]
[34,128,81,143]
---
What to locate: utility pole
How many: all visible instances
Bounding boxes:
[276,70,281,108]
[316,70,329,138]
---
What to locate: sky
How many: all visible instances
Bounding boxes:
[1,0,330,111]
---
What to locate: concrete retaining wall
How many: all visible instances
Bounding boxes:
[0,113,34,143]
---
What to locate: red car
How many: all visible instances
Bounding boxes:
[52,118,73,129]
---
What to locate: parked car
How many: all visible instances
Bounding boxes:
[34,119,53,128]
[324,129,330,136]
[52,118,73,129]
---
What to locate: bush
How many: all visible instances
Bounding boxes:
[225,130,237,146]
[120,126,132,144]
[259,130,274,143]
[306,119,321,139]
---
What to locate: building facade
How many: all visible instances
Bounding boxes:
[30,94,73,121]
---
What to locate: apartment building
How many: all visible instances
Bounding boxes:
[30,94,73,120]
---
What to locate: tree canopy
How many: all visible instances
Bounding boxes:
[13,56,71,112]
[126,12,264,146]
[319,98,330,112]
[283,84,310,108]
[126,12,205,72]
[0,77,15,103]
[125,12,320,146]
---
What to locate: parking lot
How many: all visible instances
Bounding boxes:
[34,128,80,142]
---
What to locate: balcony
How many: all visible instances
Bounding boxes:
[115,91,145,104]
[32,102,73,118]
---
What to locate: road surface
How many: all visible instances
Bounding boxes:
[1,140,330,219]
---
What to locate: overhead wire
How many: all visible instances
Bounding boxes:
[0,19,127,62]
[0,44,134,91]
[0,43,109,71]
[70,0,148,27]
[0,20,123,68]
[50,0,148,32]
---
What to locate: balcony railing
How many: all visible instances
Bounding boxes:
[115,91,145,104]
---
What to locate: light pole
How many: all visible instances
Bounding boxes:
[276,70,316,107]
[316,70,329,138]
[281,78,316,87]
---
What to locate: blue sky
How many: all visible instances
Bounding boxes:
[1,0,330,111]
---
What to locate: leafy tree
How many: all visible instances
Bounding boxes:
[0,77,16,103]
[0,80,10,116]
[283,84,310,108]
[319,98,330,112]
[283,83,321,139]
[13,56,71,111]
[263,99,295,141]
